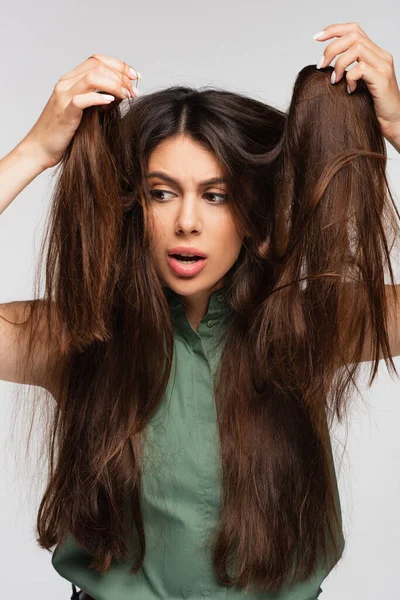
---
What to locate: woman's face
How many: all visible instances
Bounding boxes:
[146,134,244,302]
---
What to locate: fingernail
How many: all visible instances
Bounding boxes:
[331,70,336,84]
[137,71,142,80]
[129,67,138,79]
[133,87,141,96]
[122,87,131,98]
[313,30,325,40]
[347,84,352,94]
[316,55,325,69]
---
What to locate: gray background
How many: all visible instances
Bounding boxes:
[1,1,400,598]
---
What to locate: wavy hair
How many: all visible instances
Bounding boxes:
[7,64,400,593]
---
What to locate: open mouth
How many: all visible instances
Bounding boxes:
[170,254,203,263]
[167,254,207,277]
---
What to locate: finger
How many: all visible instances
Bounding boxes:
[345,61,388,94]
[329,41,390,84]
[67,71,137,101]
[313,21,370,42]
[67,91,119,112]
[313,22,392,64]
[317,34,392,73]
[59,64,139,98]
[59,54,139,83]
[90,53,140,80]
[59,57,99,81]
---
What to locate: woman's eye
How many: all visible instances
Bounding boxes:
[149,189,173,201]
[149,190,228,204]
[204,192,228,204]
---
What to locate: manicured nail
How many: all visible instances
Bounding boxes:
[133,87,141,96]
[129,67,138,79]
[347,84,352,94]
[331,70,336,84]
[122,87,131,98]
[313,30,325,40]
[137,71,142,80]
[316,55,325,69]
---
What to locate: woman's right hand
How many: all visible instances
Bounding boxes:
[21,54,140,170]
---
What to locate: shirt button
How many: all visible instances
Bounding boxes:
[206,320,214,328]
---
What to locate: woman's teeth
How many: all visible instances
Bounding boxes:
[173,254,201,262]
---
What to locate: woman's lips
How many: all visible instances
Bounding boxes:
[167,255,207,277]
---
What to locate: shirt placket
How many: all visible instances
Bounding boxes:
[170,290,229,598]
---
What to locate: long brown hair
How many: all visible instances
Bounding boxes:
[7,64,400,593]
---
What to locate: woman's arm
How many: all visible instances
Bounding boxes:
[386,129,400,153]
[0,140,48,216]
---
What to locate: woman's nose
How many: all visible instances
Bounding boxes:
[175,197,201,232]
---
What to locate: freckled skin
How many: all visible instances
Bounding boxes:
[147,134,244,330]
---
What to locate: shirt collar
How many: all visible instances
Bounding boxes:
[163,285,230,323]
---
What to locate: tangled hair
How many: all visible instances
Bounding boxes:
[6,64,400,593]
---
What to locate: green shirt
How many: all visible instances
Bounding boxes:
[52,286,344,600]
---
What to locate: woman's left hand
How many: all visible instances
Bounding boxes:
[313,21,400,146]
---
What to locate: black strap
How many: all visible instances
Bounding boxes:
[70,584,81,599]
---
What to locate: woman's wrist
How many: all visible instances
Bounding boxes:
[16,136,53,172]
[0,140,49,216]
[391,135,400,154]
[383,123,400,153]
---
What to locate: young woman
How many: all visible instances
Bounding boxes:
[1,21,400,600]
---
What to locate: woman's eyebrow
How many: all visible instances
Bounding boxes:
[146,171,228,188]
